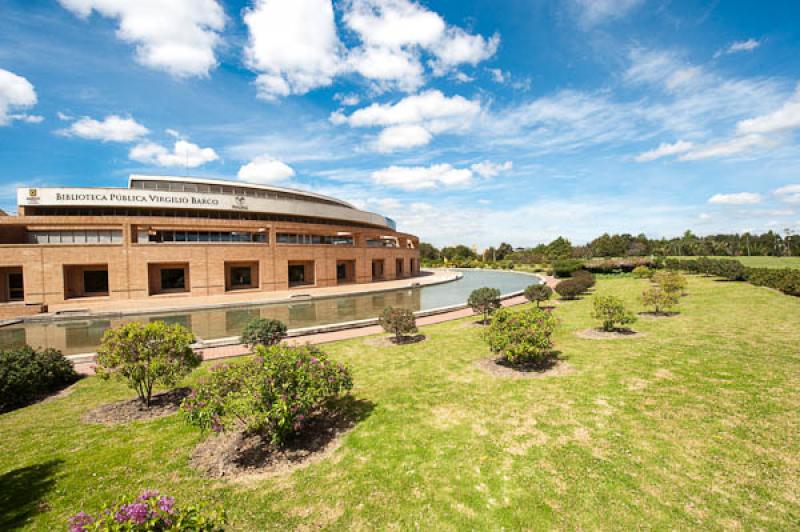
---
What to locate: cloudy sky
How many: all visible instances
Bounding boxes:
[1,0,799,247]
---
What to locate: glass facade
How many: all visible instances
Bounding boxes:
[141,230,268,244]
[27,230,123,244]
[277,233,353,246]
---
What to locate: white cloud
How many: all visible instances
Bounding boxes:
[0,68,39,126]
[371,163,473,190]
[371,160,510,190]
[57,111,72,121]
[625,49,709,93]
[243,0,343,100]
[488,68,509,83]
[237,155,295,184]
[716,38,760,58]
[332,90,480,151]
[571,0,643,27]
[342,0,498,91]
[61,115,149,142]
[708,192,763,205]
[774,184,800,205]
[635,140,694,162]
[680,134,774,161]
[58,0,225,78]
[736,86,800,135]
[129,140,218,167]
[470,160,512,178]
[374,124,432,152]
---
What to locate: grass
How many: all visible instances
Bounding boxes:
[2,276,800,530]
[671,256,800,269]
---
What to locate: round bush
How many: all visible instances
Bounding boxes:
[523,284,553,308]
[240,317,288,348]
[484,307,558,366]
[68,489,225,531]
[572,269,596,289]
[182,344,352,445]
[555,278,583,300]
[632,265,654,279]
[0,346,78,412]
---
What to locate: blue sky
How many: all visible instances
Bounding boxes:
[1,0,800,247]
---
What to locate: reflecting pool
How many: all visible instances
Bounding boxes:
[0,269,540,355]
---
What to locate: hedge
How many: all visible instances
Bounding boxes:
[664,257,800,297]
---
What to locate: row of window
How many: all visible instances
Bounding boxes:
[27,230,124,245]
[366,238,399,248]
[130,180,349,209]
[276,233,354,246]
[140,230,268,244]
[26,206,386,230]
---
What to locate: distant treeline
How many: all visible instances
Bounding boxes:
[421,230,800,264]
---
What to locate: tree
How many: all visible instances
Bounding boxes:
[419,242,440,261]
[653,270,687,295]
[241,317,287,348]
[496,242,514,260]
[591,295,637,332]
[545,237,573,261]
[641,286,679,315]
[96,321,200,407]
[468,287,502,324]
[379,307,418,343]
[523,284,552,308]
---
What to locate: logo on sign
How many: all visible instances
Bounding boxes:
[27,188,40,203]
[232,195,248,210]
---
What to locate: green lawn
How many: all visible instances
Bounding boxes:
[671,256,800,269]
[2,276,799,530]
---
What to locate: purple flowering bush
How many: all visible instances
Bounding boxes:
[68,489,225,531]
[182,344,352,445]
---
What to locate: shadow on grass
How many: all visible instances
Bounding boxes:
[0,459,62,530]
[390,334,426,345]
[495,351,564,373]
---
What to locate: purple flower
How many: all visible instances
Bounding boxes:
[310,357,319,364]
[68,511,93,532]
[126,503,151,525]
[157,496,176,514]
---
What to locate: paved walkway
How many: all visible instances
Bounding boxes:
[73,274,557,375]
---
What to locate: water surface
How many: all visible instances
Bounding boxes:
[0,269,539,355]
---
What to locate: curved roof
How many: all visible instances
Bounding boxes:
[128,175,357,209]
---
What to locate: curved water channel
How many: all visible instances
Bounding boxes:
[0,269,541,355]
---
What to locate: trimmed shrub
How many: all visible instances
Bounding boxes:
[591,295,636,332]
[0,346,78,413]
[572,269,596,289]
[96,321,200,407]
[523,283,552,308]
[68,489,225,531]
[468,287,502,323]
[551,259,585,278]
[555,278,583,300]
[240,317,287,348]
[379,307,418,342]
[746,267,800,296]
[182,344,352,445]
[641,286,680,314]
[485,307,558,366]
[632,265,654,279]
[583,258,657,274]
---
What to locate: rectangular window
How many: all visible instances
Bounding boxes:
[160,268,186,290]
[230,267,252,288]
[8,272,24,301]
[83,270,109,294]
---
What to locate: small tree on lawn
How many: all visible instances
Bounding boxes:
[379,307,418,343]
[641,286,680,315]
[96,321,200,407]
[485,307,558,367]
[653,270,687,296]
[468,287,502,324]
[591,295,637,332]
[241,317,287,348]
[524,284,553,308]
[555,278,583,300]
[632,265,654,279]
